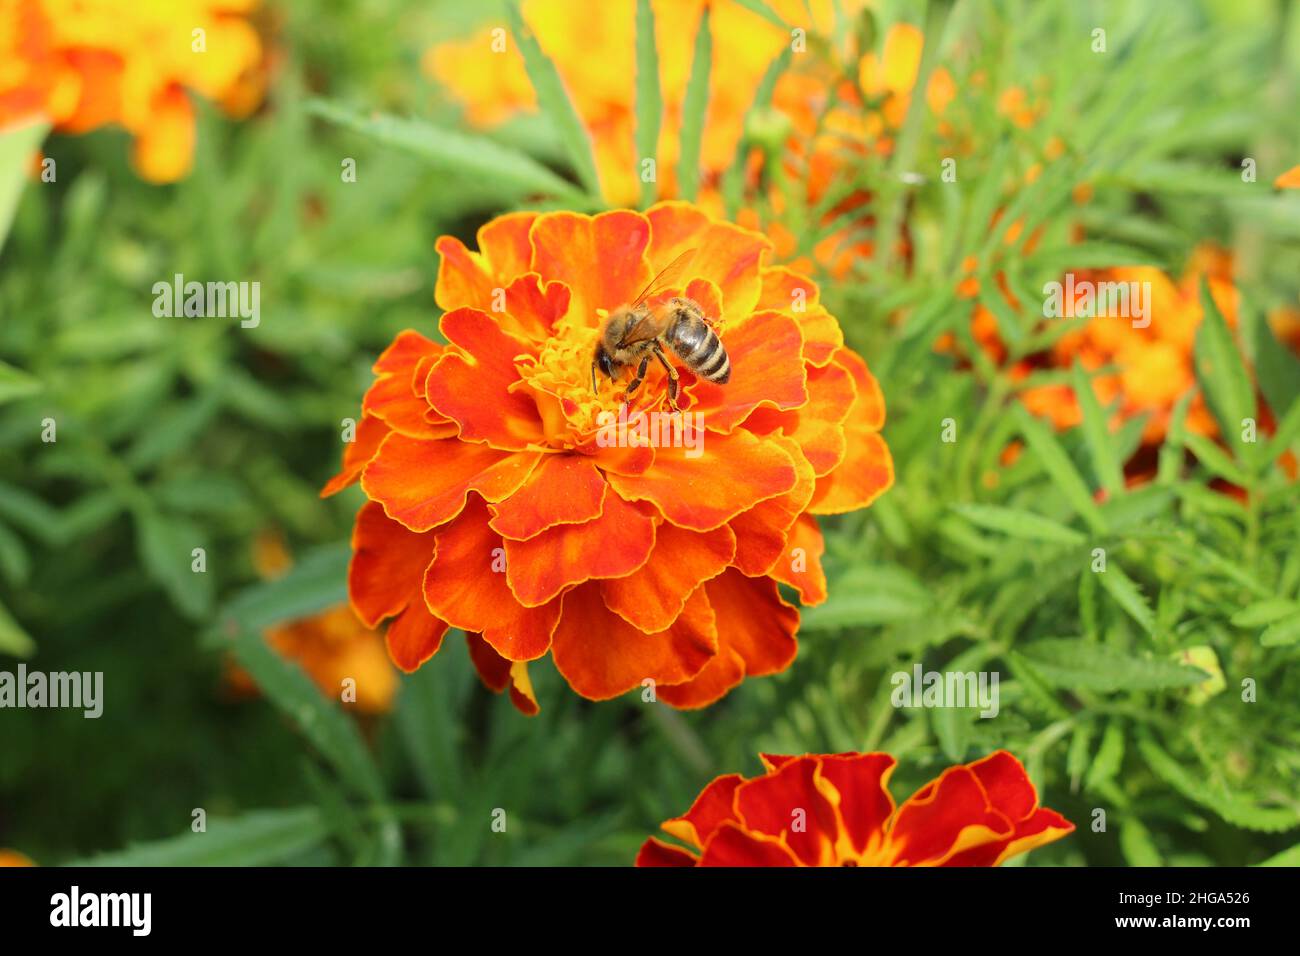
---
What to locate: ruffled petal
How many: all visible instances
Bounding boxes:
[504,492,656,606]
[689,310,807,432]
[600,523,735,632]
[385,601,449,672]
[361,433,542,532]
[465,632,542,715]
[549,583,717,700]
[770,514,828,605]
[348,501,435,627]
[883,765,1016,866]
[816,753,896,859]
[635,837,699,867]
[422,498,560,661]
[660,773,745,850]
[424,308,546,449]
[607,430,798,531]
[321,414,389,498]
[646,202,771,321]
[488,453,607,540]
[529,210,653,320]
[698,822,801,866]
[731,756,841,866]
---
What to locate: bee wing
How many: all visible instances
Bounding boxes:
[615,312,663,349]
[630,248,698,307]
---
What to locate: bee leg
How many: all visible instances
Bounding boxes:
[591,360,599,395]
[623,355,651,403]
[651,343,680,411]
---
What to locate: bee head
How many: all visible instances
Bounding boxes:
[593,343,617,380]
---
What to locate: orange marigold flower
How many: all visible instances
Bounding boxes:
[324,201,893,711]
[0,849,35,866]
[226,531,398,714]
[637,749,1073,866]
[0,0,265,182]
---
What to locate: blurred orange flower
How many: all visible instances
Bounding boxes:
[226,531,398,715]
[0,849,34,865]
[325,201,892,711]
[637,749,1073,866]
[425,0,951,257]
[0,0,264,182]
[1019,247,1238,444]
[1275,165,1300,189]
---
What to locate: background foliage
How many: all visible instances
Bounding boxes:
[2,0,1299,867]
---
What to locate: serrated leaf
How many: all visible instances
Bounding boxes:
[70,807,327,866]
[1183,432,1250,486]
[634,0,662,209]
[1085,719,1125,790]
[1013,404,1108,533]
[951,502,1085,545]
[306,99,585,202]
[1071,361,1124,496]
[1253,312,1300,419]
[507,2,601,197]
[1097,562,1156,635]
[676,5,712,202]
[1019,638,1204,691]
[1138,733,1300,832]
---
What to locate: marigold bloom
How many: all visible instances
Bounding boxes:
[0,849,34,866]
[637,750,1073,866]
[325,201,892,711]
[0,0,264,182]
[226,531,398,714]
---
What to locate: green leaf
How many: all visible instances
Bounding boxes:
[1097,562,1156,636]
[1230,599,1300,628]
[306,99,585,202]
[1258,843,1300,867]
[1259,613,1300,647]
[951,503,1085,545]
[634,0,663,209]
[1071,362,1124,496]
[1183,432,1250,486]
[677,5,712,202]
[0,119,49,254]
[1253,311,1300,419]
[733,0,790,29]
[0,360,41,406]
[213,541,350,636]
[0,598,35,658]
[1138,733,1300,832]
[507,1,602,197]
[1119,817,1163,866]
[1263,393,1300,465]
[134,508,213,619]
[70,807,327,866]
[220,618,387,804]
[1019,638,1205,691]
[1193,275,1255,459]
[1085,719,1125,790]
[720,46,792,216]
[1013,404,1108,533]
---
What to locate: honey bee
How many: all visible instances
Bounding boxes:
[591,249,729,410]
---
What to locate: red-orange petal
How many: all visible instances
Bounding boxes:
[646,201,771,322]
[600,523,735,632]
[385,601,449,672]
[504,492,656,607]
[361,433,542,532]
[771,514,828,605]
[607,430,797,532]
[465,631,542,715]
[726,435,816,576]
[529,210,653,320]
[660,773,745,850]
[424,308,546,449]
[348,501,435,627]
[884,764,1015,866]
[635,837,699,867]
[689,310,807,432]
[422,498,560,661]
[815,753,897,858]
[488,453,607,541]
[698,822,801,866]
[732,756,840,866]
[321,413,389,498]
[550,583,717,700]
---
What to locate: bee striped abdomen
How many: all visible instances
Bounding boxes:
[667,303,730,384]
